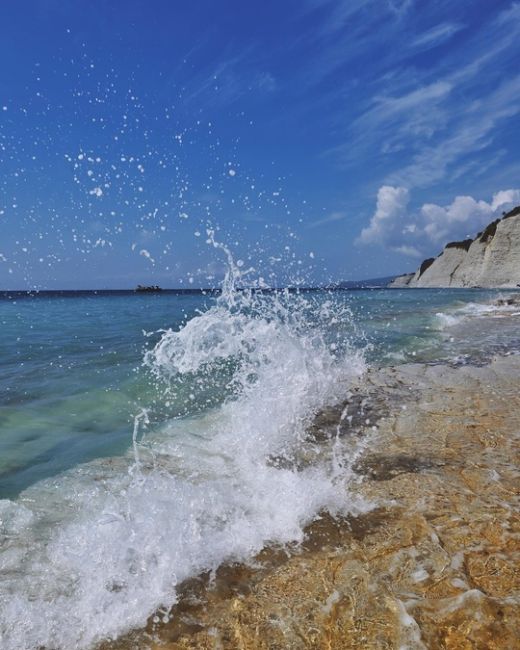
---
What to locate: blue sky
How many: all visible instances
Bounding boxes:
[1,0,519,289]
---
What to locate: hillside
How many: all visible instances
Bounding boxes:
[390,206,520,288]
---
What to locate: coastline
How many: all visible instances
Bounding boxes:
[101,352,520,649]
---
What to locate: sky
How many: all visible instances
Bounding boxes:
[1,0,519,289]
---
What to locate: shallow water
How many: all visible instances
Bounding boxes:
[0,285,519,649]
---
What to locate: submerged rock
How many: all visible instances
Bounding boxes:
[495,294,520,307]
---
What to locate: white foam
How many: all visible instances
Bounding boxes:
[0,243,368,649]
[435,294,520,331]
[434,312,463,329]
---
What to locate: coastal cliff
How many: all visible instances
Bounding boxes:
[390,206,520,288]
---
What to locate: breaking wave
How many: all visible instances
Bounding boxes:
[0,238,368,649]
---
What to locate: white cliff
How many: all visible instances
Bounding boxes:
[390,207,520,288]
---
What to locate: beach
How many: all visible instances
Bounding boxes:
[1,289,520,650]
[3,3,520,647]
[0,0,520,650]
[101,352,520,649]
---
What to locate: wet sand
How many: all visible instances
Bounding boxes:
[102,354,520,650]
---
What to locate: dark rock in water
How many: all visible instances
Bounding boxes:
[496,295,520,307]
[354,453,443,481]
[135,285,163,292]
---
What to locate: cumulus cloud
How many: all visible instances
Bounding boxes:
[357,185,410,245]
[421,189,520,243]
[358,186,520,257]
[421,196,495,243]
[491,189,520,211]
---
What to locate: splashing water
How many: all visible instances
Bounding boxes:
[0,239,367,650]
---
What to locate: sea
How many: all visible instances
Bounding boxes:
[1,274,520,649]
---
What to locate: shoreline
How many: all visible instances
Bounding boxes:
[101,353,520,649]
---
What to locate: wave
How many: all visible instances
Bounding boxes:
[0,238,367,649]
[434,292,520,331]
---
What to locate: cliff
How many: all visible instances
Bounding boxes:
[390,206,520,288]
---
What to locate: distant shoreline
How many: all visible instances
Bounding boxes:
[3,285,520,299]
[0,286,384,298]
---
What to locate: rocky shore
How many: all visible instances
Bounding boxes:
[103,355,520,650]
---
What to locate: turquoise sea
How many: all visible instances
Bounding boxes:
[1,284,519,648]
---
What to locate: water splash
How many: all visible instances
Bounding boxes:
[0,238,367,650]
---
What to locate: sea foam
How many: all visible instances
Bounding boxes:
[0,241,367,649]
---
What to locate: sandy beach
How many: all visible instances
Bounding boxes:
[103,353,520,650]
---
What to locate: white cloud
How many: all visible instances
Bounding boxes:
[303,1,378,38]
[297,0,418,88]
[491,189,520,211]
[325,3,520,187]
[411,22,464,49]
[358,186,520,257]
[421,195,495,243]
[387,75,520,188]
[387,0,414,17]
[183,53,275,108]
[308,210,348,228]
[357,185,409,245]
[356,81,452,128]
[392,244,422,257]
[422,189,520,243]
